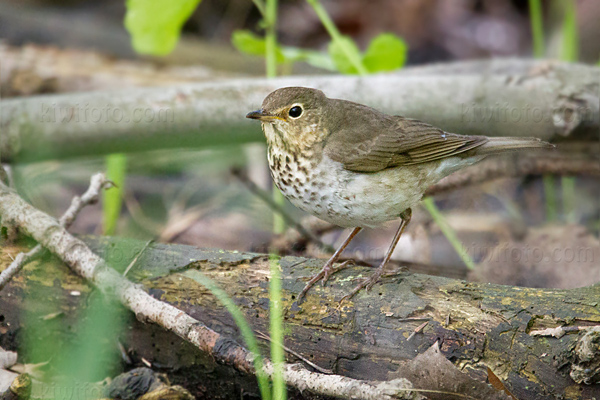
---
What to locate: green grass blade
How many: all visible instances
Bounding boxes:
[103,153,127,235]
[560,0,579,62]
[559,0,578,222]
[528,0,545,58]
[265,0,278,79]
[422,197,476,271]
[561,176,576,223]
[269,254,286,400]
[543,175,557,221]
[183,270,272,400]
[264,0,286,235]
[305,0,368,75]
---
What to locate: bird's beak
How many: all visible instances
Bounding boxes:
[246,109,279,122]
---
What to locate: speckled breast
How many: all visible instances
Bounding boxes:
[267,145,322,207]
[266,143,447,229]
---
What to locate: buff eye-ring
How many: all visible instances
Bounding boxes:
[288,105,303,118]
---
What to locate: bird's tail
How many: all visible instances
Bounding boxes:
[476,136,554,156]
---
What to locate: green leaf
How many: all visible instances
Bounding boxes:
[233,30,336,71]
[328,35,363,74]
[125,0,201,56]
[362,33,407,73]
[280,47,336,71]
[232,30,285,63]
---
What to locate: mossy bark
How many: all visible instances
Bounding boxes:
[1,236,598,399]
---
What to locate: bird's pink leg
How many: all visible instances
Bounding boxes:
[297,227,362,302]
[342,209,412,302]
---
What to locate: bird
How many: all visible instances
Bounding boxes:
[246,87,553,301]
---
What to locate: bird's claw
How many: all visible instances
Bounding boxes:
[298,260,354,302]
[321,259,354,286]
[340,269,383,303]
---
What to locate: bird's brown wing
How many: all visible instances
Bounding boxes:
[324,116,489,173]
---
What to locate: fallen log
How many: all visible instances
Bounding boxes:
[1,175,599,399]
[2,231,598,399]
[86,236,600,400]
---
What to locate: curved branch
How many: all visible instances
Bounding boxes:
[0,179,412,400]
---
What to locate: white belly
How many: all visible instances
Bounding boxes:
[271,152,447,228]
[296,157,427,228]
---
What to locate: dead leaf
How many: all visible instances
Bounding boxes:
[392,342,512,400]
[487,367,518,400]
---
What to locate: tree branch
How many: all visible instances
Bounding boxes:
[426,147,600,196]
[1,59,598,162]
[0,172,110,291]
[0,178,416,400]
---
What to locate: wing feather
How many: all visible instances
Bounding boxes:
[324,115,488,172]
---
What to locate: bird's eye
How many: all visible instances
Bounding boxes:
[288,105,303,118]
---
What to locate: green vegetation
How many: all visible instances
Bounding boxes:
[103,154,127,235]
[184,270,273,400]
[124,0,202,55]
[422,197,476,270]
[530,0,581,223]
[268,255,286,400]
[528,0,545,58]
[559,0,579,223]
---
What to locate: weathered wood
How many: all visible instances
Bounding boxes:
[78,237,600,399]
[2,59,598,162]
[0,237,600,400]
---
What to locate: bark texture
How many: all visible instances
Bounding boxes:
[4,231,598,399]
[90,237,600,400]
[1,174,599,398]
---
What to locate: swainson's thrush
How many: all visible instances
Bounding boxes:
[247,87,553,301]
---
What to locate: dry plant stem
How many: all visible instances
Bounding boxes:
[255,330,333,374]
[232,168,333,252]
[425,151,600,197]
[406,321,429,342]
[0,180,413,400]
[0,172,109,291]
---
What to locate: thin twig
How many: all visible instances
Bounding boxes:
[122,239,153,277]
[0,172,110,291]
[231,168,334,253]
[256,330,333,374]
[0,245,44,291]
[406,321,429,342]
[0,178,403,400]
[59,173,113,229]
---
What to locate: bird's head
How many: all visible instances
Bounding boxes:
[246,87,330,151]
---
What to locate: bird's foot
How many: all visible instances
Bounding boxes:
[340,267,384,303]
[322,260,354,285]
[297,260,355,302]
